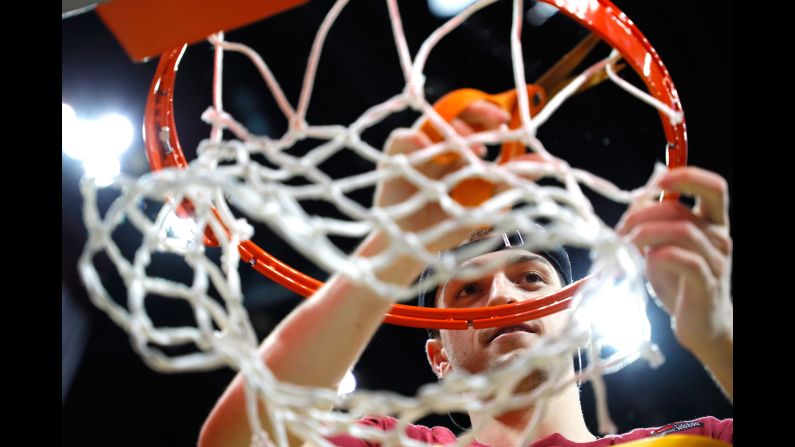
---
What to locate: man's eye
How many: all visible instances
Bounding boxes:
[520,272,545,285]
[456,284,482,299]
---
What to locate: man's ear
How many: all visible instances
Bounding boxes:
[425,337,452,379]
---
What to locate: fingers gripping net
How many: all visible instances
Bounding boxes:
[80,0,682,445]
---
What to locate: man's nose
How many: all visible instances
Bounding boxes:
[486,273,518,307]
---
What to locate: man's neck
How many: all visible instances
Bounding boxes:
[469,383,595,447]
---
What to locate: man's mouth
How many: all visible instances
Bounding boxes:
[487,322,541,343]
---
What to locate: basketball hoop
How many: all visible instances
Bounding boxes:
[79,0,687,444]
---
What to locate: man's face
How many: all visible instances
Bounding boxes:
[426,248,567,378]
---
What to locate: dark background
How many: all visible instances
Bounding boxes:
[62,1,733,445]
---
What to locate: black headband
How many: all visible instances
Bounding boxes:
[417,229,573,312]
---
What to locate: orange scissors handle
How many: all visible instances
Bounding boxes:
[419,85,547,206]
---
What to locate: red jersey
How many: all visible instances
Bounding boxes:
[327,415,732,446]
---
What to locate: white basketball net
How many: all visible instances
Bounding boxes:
[79,0,683,445]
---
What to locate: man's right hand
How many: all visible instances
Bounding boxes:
[374,100,511,253]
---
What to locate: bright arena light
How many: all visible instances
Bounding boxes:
[428,0,478,17]
[95,113,134,156]
[62,103,83,160]
[62,103,76,126]
[580,277,651,356]
[61,105,134,186]
[83,157,120,188]
[338,370,357,395]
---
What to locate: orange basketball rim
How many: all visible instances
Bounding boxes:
[141,0,687,330]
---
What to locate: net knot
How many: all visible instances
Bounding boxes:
[403,80,426,110]
[201,107,230,127]
[289,116,309,135]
